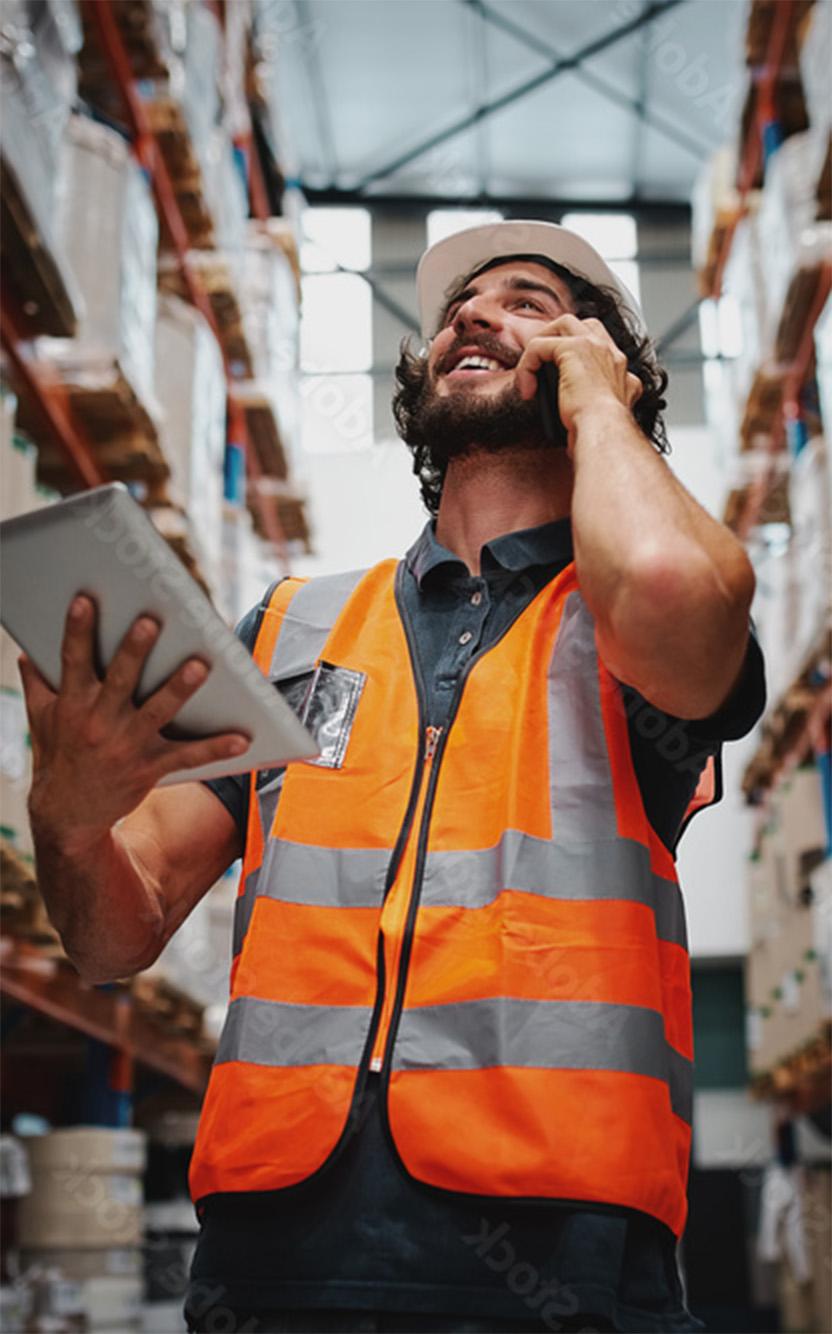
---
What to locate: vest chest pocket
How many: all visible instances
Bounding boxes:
[272,661,366,770]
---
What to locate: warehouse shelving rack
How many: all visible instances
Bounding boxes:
[0,0,310,1098]
[696,0,832,1118]
[704,0,832,798]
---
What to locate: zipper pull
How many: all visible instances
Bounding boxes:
[425,725,443,760]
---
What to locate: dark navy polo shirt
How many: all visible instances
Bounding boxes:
[190,519,764,1329]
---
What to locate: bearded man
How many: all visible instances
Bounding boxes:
[22,221,765,1333]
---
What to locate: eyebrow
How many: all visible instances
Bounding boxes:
[441,275,567,325]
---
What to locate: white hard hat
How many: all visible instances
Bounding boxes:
[416,219,646,340]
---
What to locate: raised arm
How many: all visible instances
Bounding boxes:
[516,315,755,719]
[20,595,248,983]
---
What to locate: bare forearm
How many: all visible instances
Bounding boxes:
[569,401,754,713]
[29,815,166,984]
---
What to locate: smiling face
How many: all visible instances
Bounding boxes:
[427,260,575,398]
[399,259,575,467]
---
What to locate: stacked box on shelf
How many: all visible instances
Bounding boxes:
[154,295,227,595]
[31,115,166,492]
[746,767,829,1077]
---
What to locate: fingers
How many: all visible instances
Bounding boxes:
[153,730,250,780]
[59,595,99,694]
[135,656,213,735]
[515,335,581,399]
[94,615,161,722]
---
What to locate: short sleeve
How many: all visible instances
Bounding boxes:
[626,626,766,853]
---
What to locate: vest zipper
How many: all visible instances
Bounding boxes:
[377,575,547,1086]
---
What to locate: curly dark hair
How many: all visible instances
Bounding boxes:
[392,254,670,517]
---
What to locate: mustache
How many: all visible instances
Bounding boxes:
[437,336,520,376]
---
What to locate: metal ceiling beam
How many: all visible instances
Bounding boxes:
[470,0,490,198]
[464,0,711,164]
[301,185,691,221]
[654,296,703,354]
[294,0,339,185]
[630,2,653,191]
[350,0,687,193]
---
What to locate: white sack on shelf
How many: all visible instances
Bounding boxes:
[154,294,226,591]
[52,115,159,413]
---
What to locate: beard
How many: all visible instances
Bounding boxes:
[408,370,568,469]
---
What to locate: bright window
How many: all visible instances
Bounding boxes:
[426,208,503,248]
[300,206,371,272]
[299,207,374,451]
[300,273,372,374]
[559,212,638,259]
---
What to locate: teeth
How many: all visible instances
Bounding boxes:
[454,355,504,372]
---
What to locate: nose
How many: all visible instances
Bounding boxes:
[452,290,503,335]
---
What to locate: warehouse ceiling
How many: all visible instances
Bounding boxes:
[264,0,749,205]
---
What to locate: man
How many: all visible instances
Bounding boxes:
[21,221,765,1333]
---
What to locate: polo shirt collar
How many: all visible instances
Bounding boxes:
[405,517,573,590]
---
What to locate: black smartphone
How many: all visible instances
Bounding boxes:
[536,362,568,448]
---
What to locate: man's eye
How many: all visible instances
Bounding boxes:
[515,298,544,312]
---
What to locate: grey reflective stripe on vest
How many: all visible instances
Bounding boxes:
[216,995,373,1067]
[235,839,388,954]
[393,997,693,1125]
[234,568,371,958]
[421,833,687,948]
[548,592,619,843]
[267,569,369,680]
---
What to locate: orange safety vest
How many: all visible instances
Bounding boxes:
[189,559,696,1237]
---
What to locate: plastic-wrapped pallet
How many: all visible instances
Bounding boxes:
[0,0,82,232]
[756,133,827,350]
[690,147,743,293]
[48,114,159,414]
[746,769,829,1075]
[749,530,803,709]
[815,293,832,437]
[798,0,832,176]
[721,212,769,406]
[236,225,303,480]
[154,294,226,590]
[788,436,832,667]
[219,500,273,625]
[201,129,249,259]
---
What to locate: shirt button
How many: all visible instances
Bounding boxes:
[459,630,473,645]
[470,591,483,606]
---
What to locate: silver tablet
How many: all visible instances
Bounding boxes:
[0,484,318,785]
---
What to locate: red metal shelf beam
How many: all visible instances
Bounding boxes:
[0,938,211,1094]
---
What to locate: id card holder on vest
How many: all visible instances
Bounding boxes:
[300,661,366,769]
